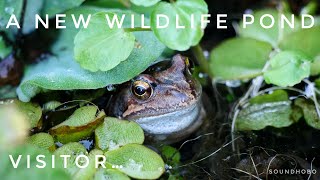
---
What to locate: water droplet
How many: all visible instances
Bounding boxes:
[5,7,14,15]
[106,84,115,91]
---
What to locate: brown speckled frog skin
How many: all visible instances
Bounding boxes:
[108,54,203,143]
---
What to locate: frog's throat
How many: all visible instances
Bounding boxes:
[132,100,202,137]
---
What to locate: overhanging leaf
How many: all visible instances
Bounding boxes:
[74,12,135,72]
[151,0,208,51]
[42,0,85,17]
[17,7,166,102]
[295,98,320,129]
[209,38,272,80]
[263,51,312,87]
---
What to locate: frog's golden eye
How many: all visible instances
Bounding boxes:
[132,80,153,100]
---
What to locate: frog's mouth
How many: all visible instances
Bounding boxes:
[131,99,203,139]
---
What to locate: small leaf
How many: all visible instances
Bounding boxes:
[238,9,299,47]
[28,133,56,151]
[236,101,296,131]
[263,51,312,87]
[74,12,135,72]
[105,144,165,179]
[249,90,289,104]
[94,168,130,180]
[295,98,320,129]
[42,0,85,17]
[161,145,180,166]
[209,38,272,80]
[151,0,208,51]
[49,106,105,143]
[14,100,42,128]
[95,117,144,151]
[130,0,160,7]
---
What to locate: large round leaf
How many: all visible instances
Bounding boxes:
[151,0,208,51]
[209,38,272,80]
[74,12,135,72]
[263,51,312,87]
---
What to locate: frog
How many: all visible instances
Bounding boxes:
[108,54,204,143]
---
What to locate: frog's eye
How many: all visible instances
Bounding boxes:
[131,80,153,100]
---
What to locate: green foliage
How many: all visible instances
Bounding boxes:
[264,51,312,87]
[105,144,165,179]
[42,0,85,17]
[209,38,272,80]
[151,0,208,51]
[49,106,105,143]
[249,90,288,104]
[14,100,42,128]
[238,9,299,47]
[17,7,166,102]
[95,117,144,151]
[295,98,320,129]
[0,145,70,180]
[27,133,56,151]
[131,0,161,7]
[94,168,130,180]
[74,12,135,72]
[236,101,297,131]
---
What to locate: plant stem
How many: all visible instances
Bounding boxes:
[191,44,210,76]
[125,27,152,32]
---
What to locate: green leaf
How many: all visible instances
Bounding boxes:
[249,90,289,104]
[280,27,320,59]
[42,0,85,17]
[130,0,160,7]
[17,7,166,102]
[209,38,272,80]
[0,145,70,180]
[161,145,180,166]
[94,168,130,180]
[263,51,312,87]
[105,144,165,179]
[151,0,208,51]
[0,103,29,150]
[95,117,144,151]
[74,12,135,72]
[295,98,320,129]
[14,100,42,128]
[236,101,297,131]
[54,142,100,180]
[27,133,56,151]
[49,106,105,143]
[238,9,299,47]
